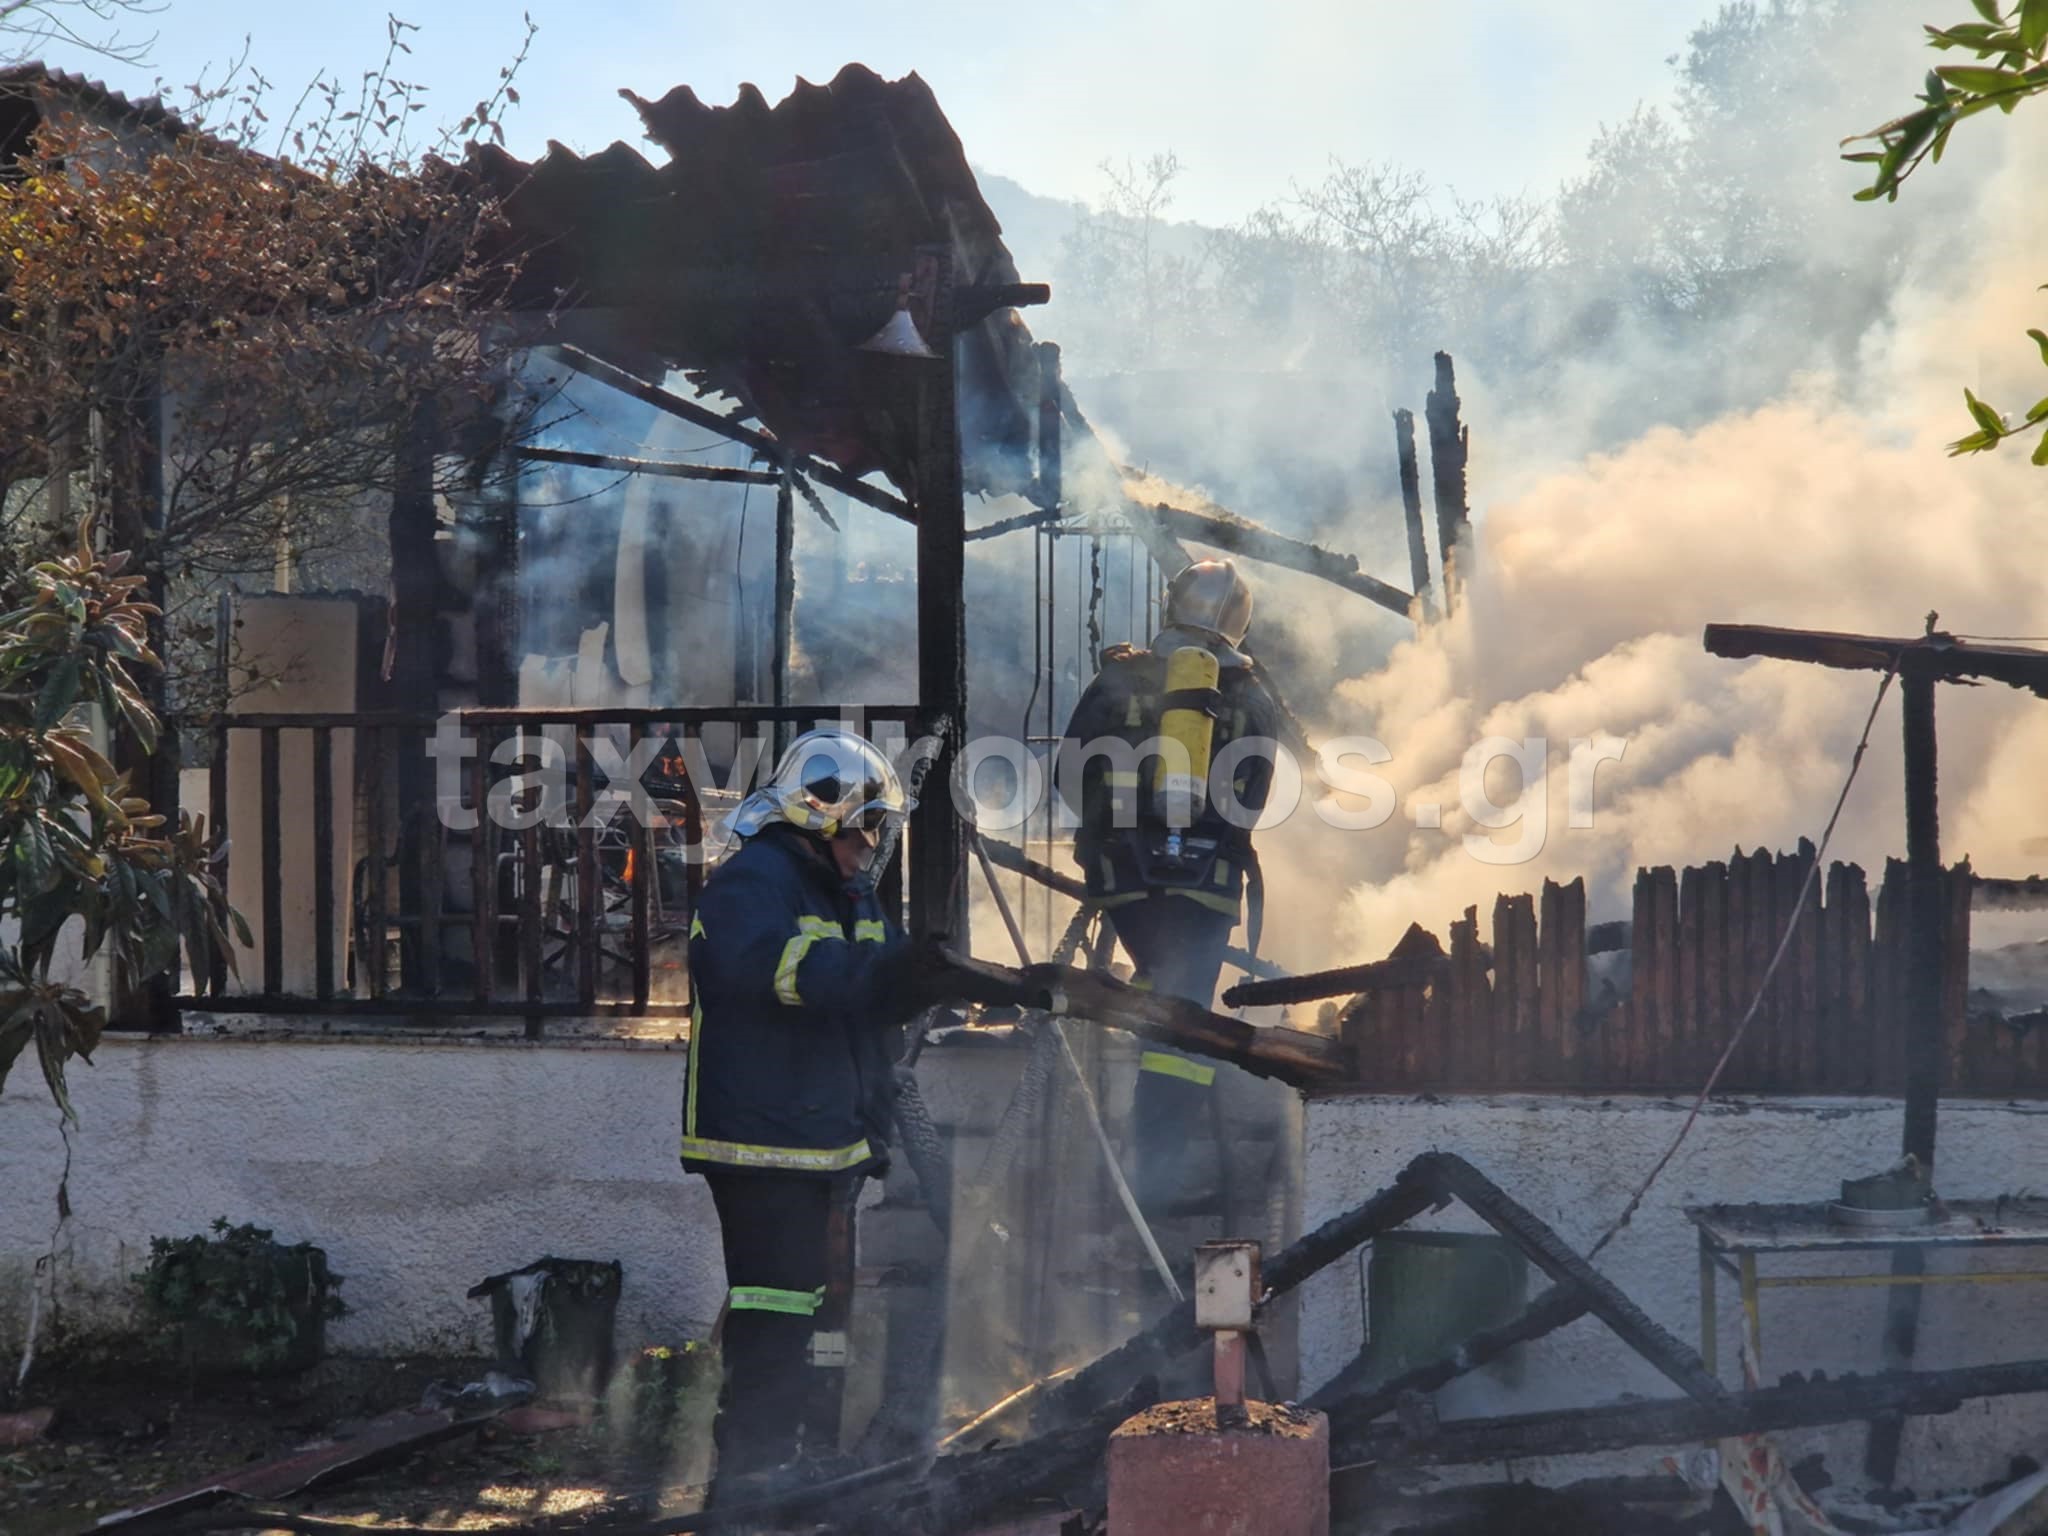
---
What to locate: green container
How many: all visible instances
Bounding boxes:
[1361,1230,1528,1385]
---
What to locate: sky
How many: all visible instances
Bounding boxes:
[31,0,1733,227]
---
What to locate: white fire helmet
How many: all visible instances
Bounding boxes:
[725,727,914,841]
[1164,559,1253,648]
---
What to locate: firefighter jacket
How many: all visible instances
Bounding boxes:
[681,823,914,1179]
[1054,637,1287,916]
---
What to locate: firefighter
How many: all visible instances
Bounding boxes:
[1055,558,1287,1222]
[682,726,919,1505]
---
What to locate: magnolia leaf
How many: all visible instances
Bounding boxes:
[1965,387,2007,434]
[1947,426,1999,455]
[2026,0,2048,52]
[1972,0,2007,23]
[34,654,81,730]
[2035,431,2048,466]
[1935,63,2026,91]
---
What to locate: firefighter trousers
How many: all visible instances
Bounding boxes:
[703,1171,859,1503]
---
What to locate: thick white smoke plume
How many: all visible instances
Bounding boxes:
[1244,112,2048,973]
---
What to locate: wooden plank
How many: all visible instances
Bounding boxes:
[520,811,543,1012]
[1696,861,1728,1086]
[1840,863,1872,1094]
[361,726,387,999]
[1945,864,1975,1097]
[1554,878,1586,1073]
[1816,864,1845,1092]
[1650,867,1679,1088]
[1490,894,1518,1090]
[471,728,495,1005]
[1677,865,1702,1090]
[1537,880,1565,1087]
[1511,892,1538,1088]
[260,726,283,997]
[312,727,335,1003]
[1448,907,1484,1088]
[1874,859,1909,1097]
[1740,848,1776,1093]
[1627,870,1656,1090]
[1794,842,1821,1092]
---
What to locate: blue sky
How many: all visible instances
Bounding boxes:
[40,0,1730,227]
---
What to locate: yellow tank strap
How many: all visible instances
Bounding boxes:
[1140,1050,1216,1087]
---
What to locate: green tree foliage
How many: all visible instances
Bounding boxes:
[1845,0,2048,463]
[0,525,242,1122]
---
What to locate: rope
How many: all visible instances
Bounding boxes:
[1585,647,1906,1262]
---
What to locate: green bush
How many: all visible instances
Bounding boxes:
[138,1219,347,1375]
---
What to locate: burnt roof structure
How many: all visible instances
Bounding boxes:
[469,63,1047,504]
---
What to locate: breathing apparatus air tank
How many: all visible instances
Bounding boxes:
[1152,644,1221,827]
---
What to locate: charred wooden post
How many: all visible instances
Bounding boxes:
[1424,352,1470,614]
[1131,494,1414,618]
[1873,666,1943,1481]
[1333,1355,2048,1467]
[1037,340,1061,512]
[515,446,782,486]
[911,246,969,945]
[1393,406,1433,616]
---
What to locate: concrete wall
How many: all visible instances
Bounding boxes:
[0,1029,724,1358]
[1300,1093,2048,1490]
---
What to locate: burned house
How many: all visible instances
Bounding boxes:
[7,56,2048,1536]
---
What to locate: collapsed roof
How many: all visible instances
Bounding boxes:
[469,63,1047,505]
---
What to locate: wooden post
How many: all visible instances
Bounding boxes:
[1901,672,1942,1165]
[390,404,439,993]
[1423,352,1470,614]
[1393,408,1432,615]
[911,248,968,945]
[1871,670,1941,1483]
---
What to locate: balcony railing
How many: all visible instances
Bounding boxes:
[171,704,924,1034]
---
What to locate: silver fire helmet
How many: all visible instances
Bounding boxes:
[725,727,914,841]
[1164,559,1253,648]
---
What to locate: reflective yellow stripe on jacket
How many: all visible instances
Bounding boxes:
[774,915,846,1006]
[679,1133,874,1173]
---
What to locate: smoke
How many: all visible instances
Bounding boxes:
[1235,103,2048,972]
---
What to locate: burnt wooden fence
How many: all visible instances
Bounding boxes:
[1339,844,2041,1097]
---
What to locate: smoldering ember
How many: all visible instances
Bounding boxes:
[9,3,2048,1534]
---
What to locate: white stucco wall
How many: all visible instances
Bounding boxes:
[0,1028,726,1358]
[1301,1093,2048,1490]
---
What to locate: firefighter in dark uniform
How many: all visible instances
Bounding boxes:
[682,727,918,1504]
[1055,559,1286,1220]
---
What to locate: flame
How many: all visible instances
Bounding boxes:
[623,845,636,886]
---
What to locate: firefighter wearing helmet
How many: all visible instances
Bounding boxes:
[683,727,920,1503]
[1055,558,1288,1232]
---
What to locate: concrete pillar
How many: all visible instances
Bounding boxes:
[1107,1400,1329,1536]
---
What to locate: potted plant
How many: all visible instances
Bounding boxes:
[138,1220,347,1377]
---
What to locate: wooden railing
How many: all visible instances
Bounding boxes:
[170,704,923,1033]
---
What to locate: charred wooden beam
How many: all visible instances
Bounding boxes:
[1334,1356,2048,1467]
[1312,1283,1590,1425]
[1393,407,1433,614]
[1222,944,1448,1010]
[1973,873,2048,910]
[515,445,783,485]
[1424,352,1470,614]
[1424,1154,1728,1404]
[549,344,914,524]
[927,950,1345,1086]
[1703,623,2048,696]
[1133,493,1415,619]
[1032,1156,1447,1429]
